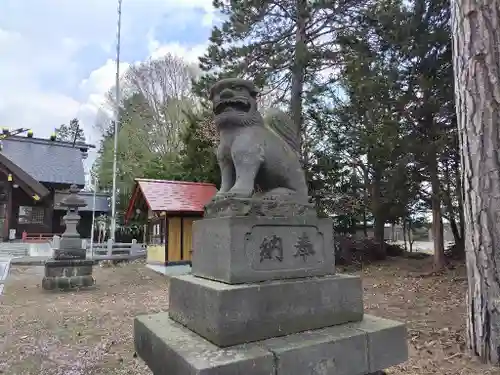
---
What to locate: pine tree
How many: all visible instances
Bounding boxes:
[452,0,500,363]
[55,118,85,143]
[175,109,220,185]
[196,0,368,149]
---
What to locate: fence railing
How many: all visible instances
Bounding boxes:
[22,232,60,243]
[87,239,147,258]
[51,236,147,260]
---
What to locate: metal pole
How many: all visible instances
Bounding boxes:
[110,0,123,242]
[90,175,97,258]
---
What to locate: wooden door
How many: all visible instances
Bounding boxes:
[167,217,182,262]
[181,217,197,261]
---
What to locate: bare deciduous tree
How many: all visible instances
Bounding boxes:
[123,54,197,154]
[98,53,198,156]
[93,53,199,191]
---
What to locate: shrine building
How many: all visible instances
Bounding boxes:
[0,132,110,241]
[125,179,216,266]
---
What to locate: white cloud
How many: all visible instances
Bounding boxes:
[151,42,208,63]
[79,59,131,109]
[0,28,81,133]
[148,38,208,63]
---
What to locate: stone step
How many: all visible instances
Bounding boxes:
[0,246,29,251]
[0,243,30,257]
[168,273,363,347]
[0,249,28,256]
[0,246,28,250]
[134,313,408,375]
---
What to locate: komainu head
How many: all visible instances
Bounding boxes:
[209,78,263,129]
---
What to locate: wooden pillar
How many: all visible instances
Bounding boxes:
[5,182,12,240]
[0,181,13,241]
[0,205,7,241]
[44,190,54,233]
[180,216,184,260]
[164,217,169,264]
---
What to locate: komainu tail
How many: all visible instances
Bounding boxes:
[264,108,301,154]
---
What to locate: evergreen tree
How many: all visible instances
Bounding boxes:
[138,108,220,186]
[321,0,455,263]
[452,0,500,362]
[55,118,85,143]
[196,0,368,150]
[171,109,220,186]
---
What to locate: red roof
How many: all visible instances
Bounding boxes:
[126,179,216,219]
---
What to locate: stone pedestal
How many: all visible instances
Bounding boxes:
[42,259,95,290]
[191,216,335,283]
[134,215,408,374]
[168,273,363,347]
[135,313,407,375]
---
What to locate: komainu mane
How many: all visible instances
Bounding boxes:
[209,78,308,203]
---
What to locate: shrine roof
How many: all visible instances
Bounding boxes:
[1,136,94,186]
[54,191,111,212]
[125,178,217,220]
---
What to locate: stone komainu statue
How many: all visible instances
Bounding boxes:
[210,78,309,203]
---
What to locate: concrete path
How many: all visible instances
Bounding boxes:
[147,264,191,276]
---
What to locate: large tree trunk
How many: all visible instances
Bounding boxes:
[402,219,408,252]
[452,0,500,363]
[428,145,446,270]
[363,167,369,237]
[290,0,308,155]
[443,158,462,245]
[454,153,465,241]
[408,219,414,253]
[371,170,386,253]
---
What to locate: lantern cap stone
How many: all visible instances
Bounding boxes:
[60,184,87,208]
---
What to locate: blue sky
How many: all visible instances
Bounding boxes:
[0,0,217,163]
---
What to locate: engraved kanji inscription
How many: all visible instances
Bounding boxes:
[294,232,315,261]
[259,235,284,262]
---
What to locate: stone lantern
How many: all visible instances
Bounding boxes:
[42,184,95,290]
[54,184,88,260]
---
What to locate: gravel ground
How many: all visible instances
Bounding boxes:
[0,262,167,375]
[0,258,499,375]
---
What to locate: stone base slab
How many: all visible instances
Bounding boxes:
[191,216,335,284]
[42,259,94,290]
[42,274,95,290]
[43,259,94,276]
[134,313,408,375]
[204,196,317,218]
[54,237,86,260]
[168,273,363,347]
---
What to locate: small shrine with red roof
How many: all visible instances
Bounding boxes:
[125,178,216,266]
